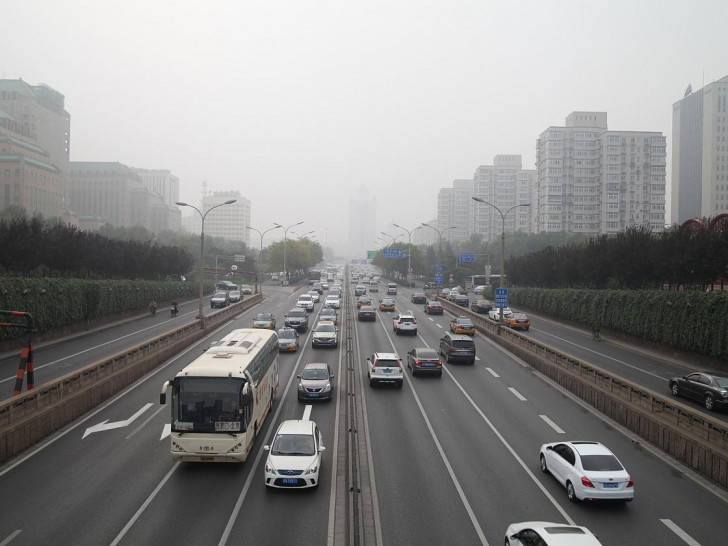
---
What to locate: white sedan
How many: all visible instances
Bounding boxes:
[539,441,634,502]
[263,420,325,488]
[308,290,321,303]
[324,295,340,309]
[505,522,603,545]
[488,307,513,321]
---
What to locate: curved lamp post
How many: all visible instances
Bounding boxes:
[176,199,236,318]
[471,197,530,320]
[392,223,421,286]
[421,223,456,262]
[246,224,282,295]
[273,221,303,284]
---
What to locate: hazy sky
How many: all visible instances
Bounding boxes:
[3,0,727,250]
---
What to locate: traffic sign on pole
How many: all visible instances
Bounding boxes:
[495,288,508,308]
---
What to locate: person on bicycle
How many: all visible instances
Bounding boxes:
[592,322,601,340]
[149,300,157,315]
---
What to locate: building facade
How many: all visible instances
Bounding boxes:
[472,155,536,242]
[0,79,70,218]
[437,179,474,244]
[132,168,181,232]
[200,191,251,246]
[348,184,376,260]
[672,76,728,223]
[536,112,666,235]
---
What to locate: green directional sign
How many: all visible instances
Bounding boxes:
[367,250,377,259]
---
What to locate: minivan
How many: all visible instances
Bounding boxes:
[387,282,397,295]
[439,333,476,364]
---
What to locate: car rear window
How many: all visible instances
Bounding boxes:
[399,318,414,323]
[579,454,624,471]
[376,359,398,367]
[417,349,439,359]
[452,340,474,348]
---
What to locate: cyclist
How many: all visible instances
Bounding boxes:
[591,322,601,341]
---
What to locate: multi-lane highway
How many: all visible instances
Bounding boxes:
[1,279,726,545]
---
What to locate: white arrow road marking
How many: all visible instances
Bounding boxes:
[161,424,171,440]
[83,403,154,439]
[302,404,312,421]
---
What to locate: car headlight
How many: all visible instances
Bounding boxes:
[265,461,277,474]
[298,383,305,391]
[323,383,331,392]
[304,463,319,475]
[720,390,728,399]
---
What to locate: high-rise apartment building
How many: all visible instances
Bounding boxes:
[437,179,474,244]
[348,184,376,260]
[536,112,666,235]
[133,168,181,231]
[472,155,536,242]
[672,75,728,223]
[0,79,70,218]
[201,191,251,246]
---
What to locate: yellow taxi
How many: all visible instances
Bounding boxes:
[449,316,475,336]
[253,312,276,329]
[357,295,372,308]
[379,297,396,312]
[277,327,299,352]
[506,313,530,331]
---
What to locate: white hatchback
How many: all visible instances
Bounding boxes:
[540,441,634,502]
[264,420,325,489]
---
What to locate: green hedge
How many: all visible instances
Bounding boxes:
[497,287,728,360]
[0,278,214,342]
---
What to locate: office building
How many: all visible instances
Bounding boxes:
[437,179,474,244]
[672,75,728,223]
[201,191,251,246]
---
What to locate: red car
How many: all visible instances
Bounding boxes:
[424,300,444,315]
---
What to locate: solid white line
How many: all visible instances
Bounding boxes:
[508,387,527,401]
[539,415,565,434]
[109,462,181,546]
[486,367,500,378]
[0,530,22,546]
[660,519,703,546]
[376,318,488,545]
[302,404,312,421]
[326,338,345,546]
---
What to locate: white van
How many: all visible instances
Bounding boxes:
[387,283,397,295]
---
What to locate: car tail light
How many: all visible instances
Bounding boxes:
[449,347,456,353]
[627,476,634,487]
[581,476,595,488]
[436,360,442,366]
[414,359,421,366]
[371,361,377,371]
[398,360,403,373]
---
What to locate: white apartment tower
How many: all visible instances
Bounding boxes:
[672,76,728,223]
[536,112,666,235]
[437,179,474,244]
[201,191,251,246]
[472,155,536,242]
[348,184,376,260]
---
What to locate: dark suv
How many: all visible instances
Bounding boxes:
[284,308,309,332]
[439,333,476,364]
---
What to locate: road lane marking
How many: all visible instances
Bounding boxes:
[375,318,488,545]
[539,415,565,434]
[126,403,167,440]
[302,404,312,421]
[160,424,171,440]
[0,530,22,546]
[82,403,154,439]
[660,519,702,546]
[435,323,442,328]
[485,367,499,377]
[475,356,481,361]
[508,387,527,401]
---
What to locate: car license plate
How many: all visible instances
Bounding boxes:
[603,482,618,488]
[309,393,318,397]
[282,478,298,484]
[383,369,392,373]
[425,362,435,366]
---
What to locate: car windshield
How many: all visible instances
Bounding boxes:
[316,324,335,332]
[289,310,306,317]
[271,433,315,456]
[278,330,296,339]
[299,295,312,301]
[256,313,273,321]
[213,292,226,298]
[302,368,330,380]
[580,454,624,471]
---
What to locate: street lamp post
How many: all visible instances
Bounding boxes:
[273,221,303,284]
[392,223,421,287]
[176,199,237,319]
[380,231,399,245]
[291,230,315,240]
[421,223,456,261]
[246,225,282,295]
[471,197,531,321]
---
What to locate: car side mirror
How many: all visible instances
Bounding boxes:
[319,446,326,452]
[263,445,270,451]
[297,375,301,378]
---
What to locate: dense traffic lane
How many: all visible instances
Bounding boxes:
[355,286,728,545]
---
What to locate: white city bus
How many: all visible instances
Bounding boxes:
[160,329,279,462]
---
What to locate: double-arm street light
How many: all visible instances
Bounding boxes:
[176,199,237,319]
[380,231,400,245]
[471,197,531,321]
[246,224,282,295]
[393,223,421,287]
[291,230,315,240]
[421,223,457,261]
[273,221,303,284]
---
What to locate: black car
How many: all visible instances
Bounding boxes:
[358,305,377,321]
[424,300,443,315]
[669,372,728,411]
[410,292,427,304]
[406,347,442,377]
[471,299,493,314]
[454,294,469,307]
